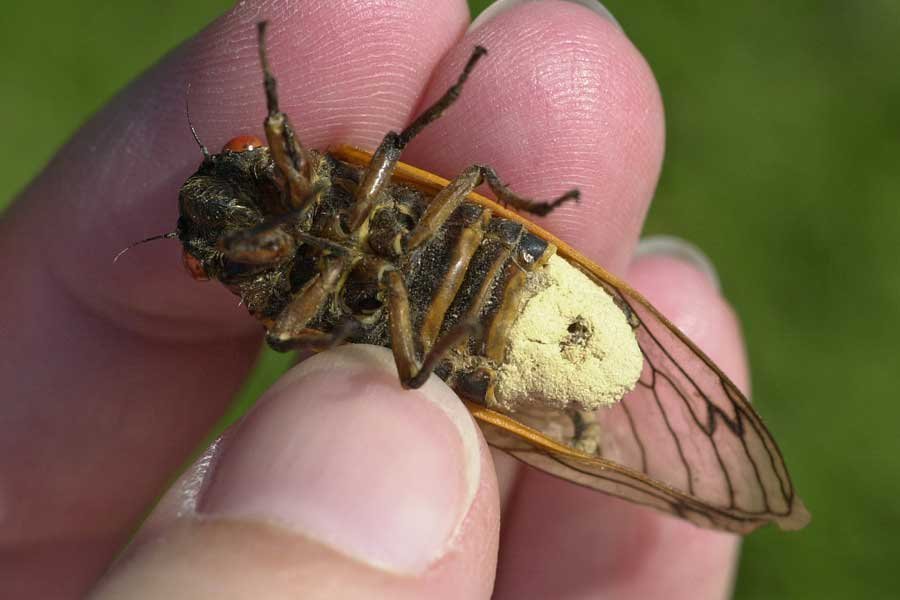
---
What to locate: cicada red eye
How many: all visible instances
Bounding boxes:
[222,135,265,153]
[182,248,209,281]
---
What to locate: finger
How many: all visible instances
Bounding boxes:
[400,0,664,503]
[14,0,470,339]
[494,244,743,600]
[92,346,500,600]
[0,0,469,596]
[404,0,664,276]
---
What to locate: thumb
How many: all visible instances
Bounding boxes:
[92,346,499,599]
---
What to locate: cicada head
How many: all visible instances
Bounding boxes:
[176,136,298,320]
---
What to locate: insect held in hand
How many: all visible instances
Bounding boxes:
[173,21,809,534]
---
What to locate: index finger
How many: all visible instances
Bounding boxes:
[0,0,470,595]
[404,0,664,275]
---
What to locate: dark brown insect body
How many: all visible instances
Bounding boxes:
[179,142,559,402]
[175,22,809,534]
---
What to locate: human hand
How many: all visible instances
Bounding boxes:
[1,1,748,597]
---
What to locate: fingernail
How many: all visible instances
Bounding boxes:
[470,0,622,32]
[198,345,481,574]
[634,235,721,292]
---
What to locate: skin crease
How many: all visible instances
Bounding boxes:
[0,0,746,598]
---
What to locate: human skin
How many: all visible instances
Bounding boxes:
[0,0,747,598]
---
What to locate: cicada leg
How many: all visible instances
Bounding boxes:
[346,47,488,231]
[266,318,359,352]
[257,22,315,214]
[479,165,580,216]
[217,221,296,266]
[384,269,479,389]
[266,256,346,351]
[218,212,350,267]
[406,165,579,251]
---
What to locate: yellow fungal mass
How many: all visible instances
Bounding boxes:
[494,254,643,412]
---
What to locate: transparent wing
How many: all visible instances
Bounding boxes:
[469,262,810,534]
[469,402,774,533]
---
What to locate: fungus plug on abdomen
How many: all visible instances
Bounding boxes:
[493,253,644,413]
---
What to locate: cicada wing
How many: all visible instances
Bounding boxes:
[467,401,740,531]
[468,261,809,534]
[469,386,805,534]
[593,272,808,532]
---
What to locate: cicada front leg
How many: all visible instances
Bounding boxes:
[266,256,346,351]
[217,220,296,265]
[266,318,359,352]
[257,22,316,214]
[346,47,488,231]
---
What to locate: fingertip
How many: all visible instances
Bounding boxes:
[201,346,485,574]
[496,476,739,600]
[113,346,500,598]
[198,0,471,151]
[27,0,471,339]
[97,517,496,600]
[405,0,665,273]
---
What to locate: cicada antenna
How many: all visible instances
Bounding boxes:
[186,82,210,159]
[113,232,178,263]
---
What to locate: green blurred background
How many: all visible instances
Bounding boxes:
[2,1,897,597]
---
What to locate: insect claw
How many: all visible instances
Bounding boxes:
[529,188,580,216]
[467,46,488,70]
[552,188,581,210]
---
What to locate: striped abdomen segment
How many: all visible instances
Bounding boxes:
[403,200,555,396]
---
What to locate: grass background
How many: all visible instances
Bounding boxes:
[3,1,897,597]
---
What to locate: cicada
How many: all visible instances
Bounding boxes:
[175,22,809,534]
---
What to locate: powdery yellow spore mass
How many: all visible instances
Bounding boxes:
[493,254,643,412]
